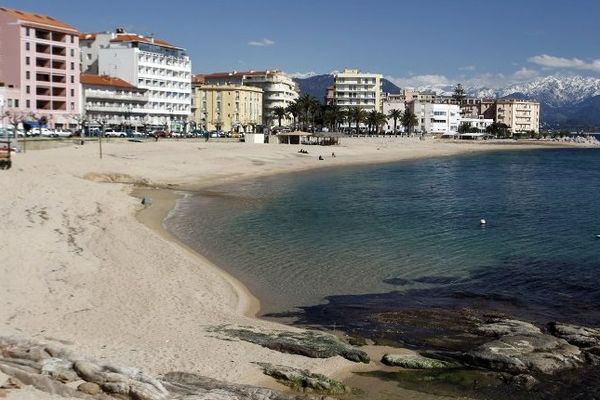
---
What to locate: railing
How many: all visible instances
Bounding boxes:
[85,90,149,102]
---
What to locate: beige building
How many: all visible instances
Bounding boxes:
[192,75,262,133]
[494,99,540,133]
[333,68,383,112]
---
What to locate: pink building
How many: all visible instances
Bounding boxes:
[0,7,80,128]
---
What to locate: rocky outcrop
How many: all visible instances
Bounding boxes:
[210,326,369,363]
[381,354,458,369]
[548,322,600,348]
[0,337,339,400]
[256,363,349,395]
[477,318,542,338]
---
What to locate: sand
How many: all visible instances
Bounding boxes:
[0,136,590,394]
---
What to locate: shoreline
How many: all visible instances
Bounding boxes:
[1,137,597,398]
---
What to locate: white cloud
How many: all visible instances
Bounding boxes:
[528,54,600,72]
[459,65,476,71]
[248,38,275,47]
[288,71,319,79]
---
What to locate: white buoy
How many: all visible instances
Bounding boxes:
[480,218,487,225]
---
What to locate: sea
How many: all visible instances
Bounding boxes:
[165,147,600,399]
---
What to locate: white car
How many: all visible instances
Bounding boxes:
[104,129,127,137]
[53,130,72,137]
[36,128,55,137]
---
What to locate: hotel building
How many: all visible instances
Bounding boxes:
[80,29,192,130]
[80,74,148,130]
[0,7,80,128]
[382,94,406,133]
[494,99,540,133]
[332,68,383,112]
[191,74,262,132]
[202,70,298,127]
[408,101,461,135]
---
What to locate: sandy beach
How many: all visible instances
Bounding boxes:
[0,136,592,398]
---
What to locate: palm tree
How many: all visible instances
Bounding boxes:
[348,107,367,135]
[272,106,288,127]
[401,109,418,135]
[322,104,344,131]
[366,111,388,134]
[388,109,403,136]
[286,102,299,130]
[296,94,320,131]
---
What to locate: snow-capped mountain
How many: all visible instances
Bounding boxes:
[469,75,600,108]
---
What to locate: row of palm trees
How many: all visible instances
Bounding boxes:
[271,94,419,135]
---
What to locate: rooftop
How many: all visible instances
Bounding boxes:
[80,74,143,91]
[0,7,77,32]
[78,31,178,49]
[202,70,283,79]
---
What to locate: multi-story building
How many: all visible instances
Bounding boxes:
[409,101,461,135]
[0,7,81,128]
[80,29,192,130]
[191,74,262,133]
[493,99,540,133]
[202,70,298,127]
[382,94,406,133]
[459,116,494,132]
[80,73,148,130]
[333,68,383,112]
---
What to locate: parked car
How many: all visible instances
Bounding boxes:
[37,128,56,137]
[53,129,72,138]
[149,130,169,138]
[104,129,127,137]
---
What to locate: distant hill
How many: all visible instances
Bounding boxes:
[293,74,400,103]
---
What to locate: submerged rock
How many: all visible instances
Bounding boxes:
[465,334,584,374]
[381,354,459,369]
[210,326,369,363]
[256,363,350,395]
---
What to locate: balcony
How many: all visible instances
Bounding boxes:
[36,43,50,54]
[85,89,149,103]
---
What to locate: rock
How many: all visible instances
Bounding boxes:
[210,327,369,363]
[41,358,78,382]
[465,334,584,374]
[256,363,349,395]
[78,382,101,395]
[381,354,458,369]
[548,322,600,348]
[507,373,538,390]
[478,318,542,338]
[141,197,153,206]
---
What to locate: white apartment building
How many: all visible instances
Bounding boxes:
[382,94,406,133]
[80,29,192,129]
[409,102,461,135]
[333,68,383,112]
[459,116,494,132]
[495,99,540,133]
[202,70,298,127]
[80,73,148,130]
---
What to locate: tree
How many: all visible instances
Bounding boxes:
[486,122,510,138]
[286,102,300,129]
[348,107,367,134]
[272,106,288,127]
[296,94,320,131]
[388,109,403,136]
[452,83,466,105]
[367,111,387,134]
[401,108,418,135]
[322,104,344,132]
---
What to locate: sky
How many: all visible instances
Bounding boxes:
[5,0,600,89]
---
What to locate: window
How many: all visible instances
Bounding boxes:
[70,76,74,84]
[26,27,30,36]
[70,89,74,97]
[70,62,75,70]
[26,100,30,108]
[70,49,74,57]
[14,100,19,108]
[70,102,75,110]
[26,85,30,94]
[70,35,74,43]
[26,71,30,80]
[25,56,30,65]
[25,42,30,51]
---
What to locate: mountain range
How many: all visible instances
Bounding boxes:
[294,74,600,130]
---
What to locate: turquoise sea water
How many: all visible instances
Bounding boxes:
[165,148,600,325]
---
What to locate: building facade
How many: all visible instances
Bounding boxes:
[191,75,262,132]
[80,29,192,130]
[459,116,494,132]
[382,94,406,133]
[333,68,383,112]
[409,101,461,135]
[494,99,540,133]
[80,74,148,130]
[202,70,298,127]
[0,7,81,128]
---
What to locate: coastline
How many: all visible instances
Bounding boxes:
[1,137,596,398]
